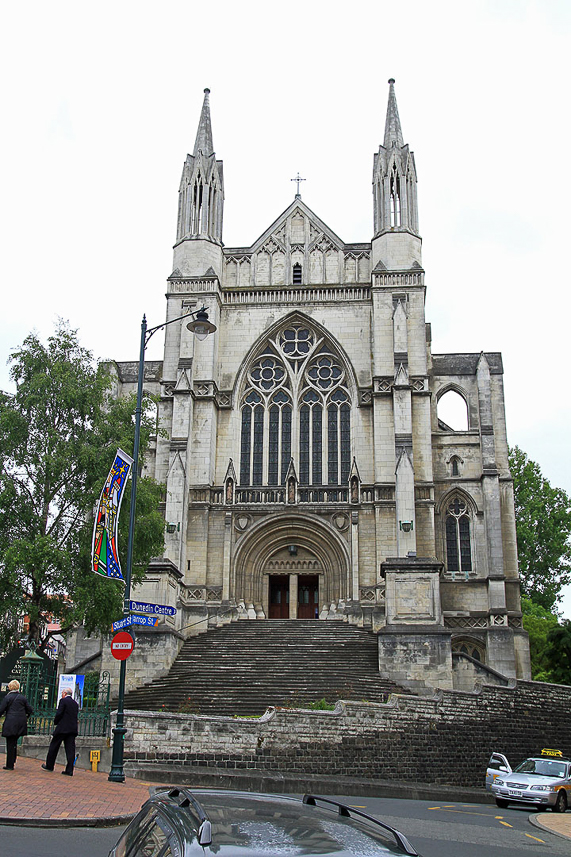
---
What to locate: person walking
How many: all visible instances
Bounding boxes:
[41,687,79,776]
[0,680,33,770]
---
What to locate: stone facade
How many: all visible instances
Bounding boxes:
[100,81,530,694]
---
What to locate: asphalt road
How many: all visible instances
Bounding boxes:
[0,796,568,857]
[329,795,570,857]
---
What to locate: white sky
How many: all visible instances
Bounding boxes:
[1,1,570,616]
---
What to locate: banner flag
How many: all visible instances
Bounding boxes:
[91,448,134,580]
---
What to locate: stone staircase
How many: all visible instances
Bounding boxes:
[123,620,406,717]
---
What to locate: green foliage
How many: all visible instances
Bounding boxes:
[304,698,336,711]
[544,620,571,686]
[520,598,560,682]
[176,696,200,715]
[509,446,571,611]
[0,321,164,651]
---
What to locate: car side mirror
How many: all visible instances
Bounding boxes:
[198,820,212,846]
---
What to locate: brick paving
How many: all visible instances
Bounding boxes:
[0,755,154,826]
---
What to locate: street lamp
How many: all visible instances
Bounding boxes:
[108,306,216,783]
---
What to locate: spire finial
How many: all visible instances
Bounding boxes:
[193,88,214,157]
[384,78,404,149]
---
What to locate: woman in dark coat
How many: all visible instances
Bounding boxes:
[0,680,33,770]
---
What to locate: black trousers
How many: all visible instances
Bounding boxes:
[4,736,18,769]
[45,732,76,774]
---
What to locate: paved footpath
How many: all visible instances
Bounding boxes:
[0,756,155,827]
[1,755,571,841]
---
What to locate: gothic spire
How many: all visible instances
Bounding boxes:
[193,88,215,157]
[176,89,224,244]
[383,78,404,149]
[372,79,421,269]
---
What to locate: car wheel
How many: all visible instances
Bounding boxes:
[495,799,509,809]
[552,790,567,813]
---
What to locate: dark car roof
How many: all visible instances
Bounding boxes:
[122,788,419,857]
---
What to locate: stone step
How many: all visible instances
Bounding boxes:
[123,620,405,715]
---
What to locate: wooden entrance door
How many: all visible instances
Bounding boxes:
[297,575,319,619]
[269,575,290,619]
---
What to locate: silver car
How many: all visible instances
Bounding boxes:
[487,749,571,813]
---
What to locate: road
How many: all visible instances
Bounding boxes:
[0,796,568,856]
[330,795,570,857]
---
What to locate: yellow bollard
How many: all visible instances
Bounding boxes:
[90,750,101,773]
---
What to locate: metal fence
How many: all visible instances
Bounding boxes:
[8,655,111,738]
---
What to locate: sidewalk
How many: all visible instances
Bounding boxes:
[0,755,570,842]
[0,756,154,827]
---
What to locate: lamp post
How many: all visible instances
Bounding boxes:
[108,306,216,783]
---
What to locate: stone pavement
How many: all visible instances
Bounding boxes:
[0,755,570,842]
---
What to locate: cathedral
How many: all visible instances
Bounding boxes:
[95,81,530,693]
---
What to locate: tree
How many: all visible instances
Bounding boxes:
[509,446,571,612]
[0,322,164,652]
[520,597,560,681]
[544,620,571,686]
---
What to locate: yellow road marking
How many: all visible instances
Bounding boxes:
[348,805,366,808]
[525,834,546,843]
[499,821,513,828]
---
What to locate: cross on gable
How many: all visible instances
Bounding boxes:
[291,173,306,198]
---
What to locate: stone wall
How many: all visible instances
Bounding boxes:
[122,679,571,788]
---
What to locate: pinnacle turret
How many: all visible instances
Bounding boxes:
[372,79,421,269]
[176,88,224,245]
[193,88,215,157]
[383,78,404,149]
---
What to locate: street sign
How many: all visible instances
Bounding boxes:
[111,631,134,660]
[129,599,177,616]
[112,614,161,632]
[131,615,159,628]
[112,616,133,632]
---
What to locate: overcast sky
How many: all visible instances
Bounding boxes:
[2,1,570,615]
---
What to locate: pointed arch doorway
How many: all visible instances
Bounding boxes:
[233,513,349,620]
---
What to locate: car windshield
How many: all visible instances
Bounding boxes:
[514,759,566,778]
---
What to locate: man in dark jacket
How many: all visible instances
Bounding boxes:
[41,687,79,776]
[0,680,33,770]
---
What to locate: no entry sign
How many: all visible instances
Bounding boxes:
[111,631,134,661]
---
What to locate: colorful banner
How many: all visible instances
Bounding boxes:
[91,448,133,581]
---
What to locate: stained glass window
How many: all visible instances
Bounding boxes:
[239,325,352,488]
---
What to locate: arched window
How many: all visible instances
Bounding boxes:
[452,639,484,662]
[292,262,302,284]
[445,496,472,577]
[239,324,352,487]
[438,389,469,431]
[390,166,401,227]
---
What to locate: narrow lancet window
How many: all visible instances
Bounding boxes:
[445,497,472,576]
